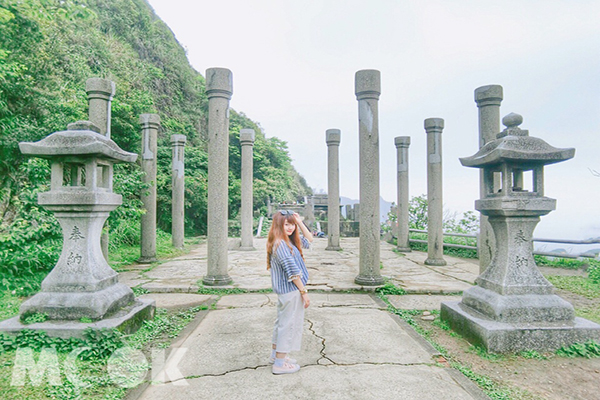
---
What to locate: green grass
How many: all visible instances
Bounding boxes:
[109,234,202,271]
[0,292,22,321]
[376,291,537,400]
[0,299,216,399]
[398,232,479,259]
[375,282,406,296]
[545,275,600,299]
[195,284,272,296]
[575,305,600,324]
[556,340,600,358]
[518,350,548,360]
[467,345,506,362]
[451,363,535,400]
[533,255,593,270]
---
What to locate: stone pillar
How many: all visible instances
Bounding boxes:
[138,114,159,263]
[86,78,115,138]
[203,68,233,286]
[475,85,503,273]
[171,134,186,249]
[86,78,116,261]
[395,136,411,252]
[354,70,384,286]
[239,128,256,251]
[424,118,446,266]
[325,129,342,250]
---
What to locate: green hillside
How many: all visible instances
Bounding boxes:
[0,0,311,293]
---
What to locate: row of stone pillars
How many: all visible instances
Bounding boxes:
[344,73,502,284]
[343,70,450,285]
[85,78,189,264]
[138,116,188,260]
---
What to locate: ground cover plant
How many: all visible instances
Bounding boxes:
[0,298,214,399]
[379,241,600,400]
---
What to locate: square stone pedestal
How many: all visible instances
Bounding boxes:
[441,301,600,353]
[0,298,155,339]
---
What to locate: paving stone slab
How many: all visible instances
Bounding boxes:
[141,281,197,293]
[139,293,213,309]
[388,294,463,310]
[216,294,276,309]
[166,307,322,378]
[139,364,478,400]
[120,237,477,295]
[310,293,384,309]
[306,307,432,365]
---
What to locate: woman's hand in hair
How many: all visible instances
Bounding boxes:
[292,212,303,225]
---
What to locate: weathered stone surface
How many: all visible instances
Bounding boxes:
[445,112,594,352]
[16,121,140,324]
[395,136,411,252]
[122,238,477,294]
[442,301,600,352]
[19,123,136,162]
[139,114,160,263]
[0,299,154,339]
[139,293,212,309]
[86,77,115,138]
[424,118,446,266]
[239,128,255,250]
[138,294,482,399]
[171,134,186,249]
[204,67,233,286]
[326,129,341,251]
[475,85,503,273]
[139,364,478,400]
[354,69,384,286]
[388,294,463,310]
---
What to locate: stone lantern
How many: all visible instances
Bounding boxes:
[3,121,155,336]
[441,113,600,352]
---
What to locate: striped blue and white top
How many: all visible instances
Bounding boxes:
[270,236,310,295]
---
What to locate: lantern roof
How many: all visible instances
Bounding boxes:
[460,113,574,168]
[19,121,137,163]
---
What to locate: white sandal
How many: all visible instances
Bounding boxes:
[272,361,300,375]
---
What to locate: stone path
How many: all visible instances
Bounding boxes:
[119,237,478,294]
[136,294,486,400]
[119,238,488,399]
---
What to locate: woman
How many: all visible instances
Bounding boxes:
[267,210,313,374]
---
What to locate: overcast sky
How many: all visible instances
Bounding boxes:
[147,0,600,241]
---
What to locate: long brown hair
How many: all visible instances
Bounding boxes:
[267,212,304,270]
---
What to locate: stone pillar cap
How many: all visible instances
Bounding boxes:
[170,134,187,144]
[239,128,255,144]
[474,85,503,106]
[326,129,341,145]
[86,78,116,98]
[140,113,161,128]
[394,136,411,147]
[424,118,444,132]
[355,69,381,100]
[206,67,233,99]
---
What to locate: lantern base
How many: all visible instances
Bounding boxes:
[20,283,134,321]
[441,301,600,353]
[0,298,155,339]
[461,285,575,323]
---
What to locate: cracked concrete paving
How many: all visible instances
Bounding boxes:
[137,293,483,400]
[119,237,478,295]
